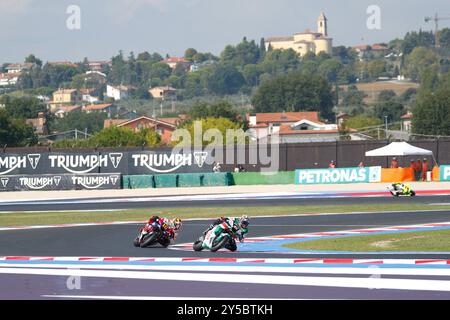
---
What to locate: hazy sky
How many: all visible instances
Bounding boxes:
[1,0,449,64]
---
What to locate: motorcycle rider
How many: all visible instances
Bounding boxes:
[391,182,411,195]
[135,215,182,247]
[203,215,249,251]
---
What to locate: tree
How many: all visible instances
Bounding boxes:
[25,54,42,67]
[252,72,334,121]
[260,49,300,76]
[184,48,198,62]
[177,117,243,146]
[374,100,405,122]
[343,115,382,130]
[0,109,38,147]
[1,96,47,119]
[207,65,245,95]
[412,71,450,135]
[137,51,151,61]
[220,37,260,69]
[318,59,344,83]
[439,28,450,49]
[189,101,240,123]
[402,30,435,55]
[403,47,439,81]
[89,126,145,147]
[378,90,396,102]
[50,111,107,134]
[367,60,386,79]
[242,64,262,87]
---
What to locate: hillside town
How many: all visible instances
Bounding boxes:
[1,12,449,148]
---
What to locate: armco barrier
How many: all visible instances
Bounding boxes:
[230,171,295,185]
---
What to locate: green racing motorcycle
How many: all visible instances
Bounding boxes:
[193,219,238,252]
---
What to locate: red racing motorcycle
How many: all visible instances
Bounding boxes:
[133,221,171,248]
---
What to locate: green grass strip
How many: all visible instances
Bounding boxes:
[0,203,449,227]
[284,229,450,252]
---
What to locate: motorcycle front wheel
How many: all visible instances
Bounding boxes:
[140,232,158,248]
[211,235,230,252]
[193,240,204,251]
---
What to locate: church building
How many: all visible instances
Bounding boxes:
[265,12,333,56]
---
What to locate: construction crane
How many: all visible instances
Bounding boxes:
[425,13,450,48]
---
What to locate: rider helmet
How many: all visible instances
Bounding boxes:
[239,215,249,229]
[172,218,182,231]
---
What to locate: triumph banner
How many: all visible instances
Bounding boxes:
[295,166,382,185]
[0,173,122,192]
[0,150,212,176]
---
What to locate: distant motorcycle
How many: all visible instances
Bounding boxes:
[193,219,238,252]
[387,183,416,197]
[133,222,171,248]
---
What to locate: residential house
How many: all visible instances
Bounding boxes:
[52,89,78,103]
[26,112,49,136]
[247,112,341,143]
[53,105,82,118]
[5,62,35,74]
[104,116,177,144]
[49,89,78,112]
[148,86,177,100]
[83,103,117,118]
[87,60,111,72]
[80,88,100,104]
[353,43,390,61]
[401,112,413,132]
[106,85,130,101]
[162,57,192,70]
[0,73,20,87]
[85,71,107,84]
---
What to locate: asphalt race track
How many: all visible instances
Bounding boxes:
[1,193,450,212]
[1,194,450,300]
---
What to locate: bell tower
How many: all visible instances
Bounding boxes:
[317,12,328,36]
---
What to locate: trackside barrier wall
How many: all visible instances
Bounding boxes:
[154,174,178,188]
[380,168,414,182]
[230,171,295,185]
[123,173,232,189]
[123,175,155,189]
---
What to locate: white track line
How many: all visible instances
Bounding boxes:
[0,267,449,292]
[1,263,450,276]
